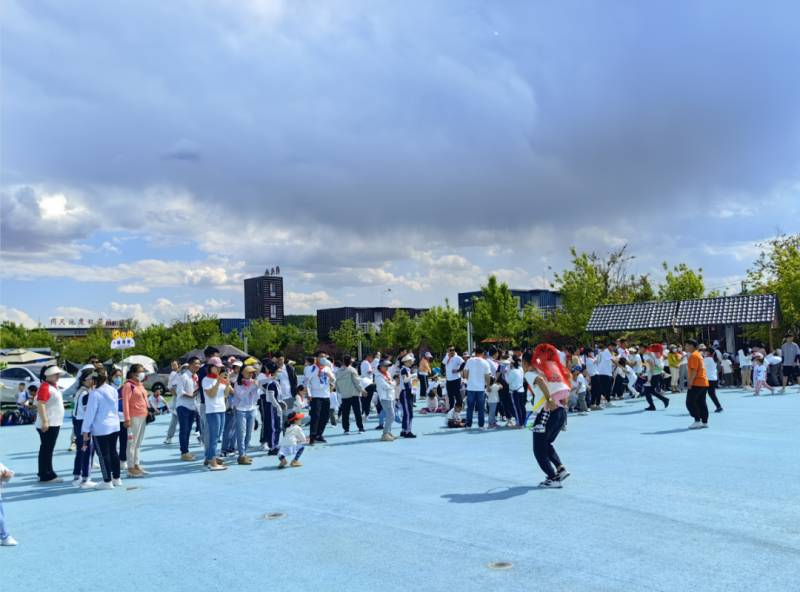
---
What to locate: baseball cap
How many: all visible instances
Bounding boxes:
[207,357,224,368]
[44,366,67,377]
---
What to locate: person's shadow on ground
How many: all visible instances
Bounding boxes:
[441,486,537,504]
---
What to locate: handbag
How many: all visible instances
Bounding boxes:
[146,406,156,424]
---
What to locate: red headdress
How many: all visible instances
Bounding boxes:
[531,344,571,386]
[648,343,664,359]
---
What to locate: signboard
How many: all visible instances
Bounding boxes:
[111,330,136,350]
[49,318,130,328]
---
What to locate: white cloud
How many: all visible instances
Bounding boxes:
[117,285,150,294]
[285,291,339,312]
[0,305,39,328]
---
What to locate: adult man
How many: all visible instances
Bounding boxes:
[443,346,464,410]
[594,343,616,408]
[360,354,375,381]
[335,355,367,434]
[305,353,334,444]
[176,357,201,460]
[164,360,183,444]
[274,355,296,411]
[463,347,491,429]
[780,334,799,394]
[685,339,709,429]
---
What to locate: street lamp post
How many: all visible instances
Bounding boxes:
[464,297,474,354]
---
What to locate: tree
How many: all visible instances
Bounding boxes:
[131,324,169,364]
[244,319,282,359]
[389,309,420,350]
[658,262,705,301]
[417,302,466,355]
[0,322,57,350]
[746,233,800,332]
[59,326,112,364]
[471,276,521,343]
[329,319,361,355]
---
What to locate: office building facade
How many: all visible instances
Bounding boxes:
[457,289,562,314]
[317,307,428,342]
[244,270,285,324]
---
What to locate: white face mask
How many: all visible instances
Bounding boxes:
[136,372,146,382]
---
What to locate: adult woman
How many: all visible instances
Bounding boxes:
[506,358,526,428]
[398,354,416,438]
[738,347,752,389]
[81,369,122,490]
[375,360,396,441]
[71,370,97,488]
[200,357,229,471]
[418,352,432,406]
[233,365,260,465]
[35,365,67,483]
[523,345,570,489]
[121,364,150,478]
[109,368,127,470]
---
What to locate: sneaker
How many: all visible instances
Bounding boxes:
[120,461,128,471]
[237,456,252,465]
[207,462,227,471]
[664,398,670,408]
[180,453,195,461]
[688,421,703,429]
[645,406,657,411]
[374,425,383,430]
[358,429,366,434]
[267,449,279,456]
[0,535,18,546]
[39,477,63,484]
[555,467,571,482]
[342,431,351,435]
[127,468,143,478]
[714,407,723,413]
[96,481,114,490]
[578,411,589,416]
[278,458,288,469]
[539,478,562,489]
[403,432,417,438]
[80,479,98,489]
[290,460,302,467]
[69,442,77,452]
[163,438,172,445]
[112,478,123,487]
[316,436,327,443]
[699,423,709,429]
[261,443,270,451]
[380,433,395,442]
[72,477,82,487]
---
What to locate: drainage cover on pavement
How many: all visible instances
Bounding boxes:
[487,561,513,570]
[262,512,286,520]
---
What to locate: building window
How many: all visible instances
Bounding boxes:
[269,282,276,297]
[270,304,277,318]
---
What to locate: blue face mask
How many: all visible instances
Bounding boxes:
[113,377,122,387]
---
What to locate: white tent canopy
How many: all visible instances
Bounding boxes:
[119,355,157,374]
[0,348,55,364]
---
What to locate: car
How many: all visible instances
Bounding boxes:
[0,365,76,406]
[143,369,172,394]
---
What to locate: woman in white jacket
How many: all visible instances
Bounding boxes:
[375,360,397,442]
[81,369,123,490]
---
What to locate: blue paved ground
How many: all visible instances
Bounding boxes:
[1,387,798,592]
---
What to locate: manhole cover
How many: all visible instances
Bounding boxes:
[487,561,513,570]
[262,512,286,520]
[125,486,140,491]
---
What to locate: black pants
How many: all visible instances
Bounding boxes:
[512,391,527,425]
[589,375,601,406]
[72,418,94,479]
[611,375,627,398]
[341,397,364,432]
[418,374,428,403]
[595,375,613,403]
[446,379,462,410]
[94,432,121,482]
[117,421,128,462]
[686,386,709,423]
[707,380,722,410]
[309,397,331,439]
[399,389,414,433]
[362,384,376,417]
[533,407,566,480]
[644,376,669,408]
[37,425,61,481]
[499,389,513,420]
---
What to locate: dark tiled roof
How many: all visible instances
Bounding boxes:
[586,294,778,332]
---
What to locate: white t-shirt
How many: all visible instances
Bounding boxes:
[305,365,332,399]
[201,376,228,413]
[175,370,197,411]
[360,360,374,382]
[596,349,614,376]
[276,367,293,400]
[282,424,307,447]
[16,390,28,405]
[443,354,464,381]
[572,374,588,393]
[464,356,491,391]
[35,382,65,428]
[232,381,260,412]
[721,359,733,373]
[446,407,462,423]
[507,367,524,392]
[704,357,719,381]
[486,383,501,403]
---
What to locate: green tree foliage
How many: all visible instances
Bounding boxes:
[388,309,420,350]
[471,276,521,342]
[657,262,705,301]
[0,322,57,349]
[417,302,467,355]
[329,319,361,355]
[746,233,800,332]
[59,326,112,363]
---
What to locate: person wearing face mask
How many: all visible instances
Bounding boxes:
[121,364,150,478]
[108,368,128,469]
[201,357,231,470]
[233,366,260,464]
[71,370,97,489]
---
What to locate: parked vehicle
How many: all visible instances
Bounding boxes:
[0,365,76,406]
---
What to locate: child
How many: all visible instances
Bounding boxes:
[426,376,440,413]
[446,404,465,428]
[279,412,307,468]
[720,355,733,387]
[752,354,774,396]
[486,379,501,428]
[569,366,589,415]
[0,461,17,546]
[148,385,170,414]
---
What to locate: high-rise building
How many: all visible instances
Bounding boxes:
[457,288,562,314]
[316,307,428,342]
[244,267,285,324]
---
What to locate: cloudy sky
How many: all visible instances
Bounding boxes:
[2,0,799,327]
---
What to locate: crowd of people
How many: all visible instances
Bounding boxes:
[0,334,798,547]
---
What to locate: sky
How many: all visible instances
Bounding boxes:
[1,0,799,328]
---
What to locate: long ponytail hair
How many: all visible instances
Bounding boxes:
[531,344,571,386]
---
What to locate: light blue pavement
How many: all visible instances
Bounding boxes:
[1,387,799,592]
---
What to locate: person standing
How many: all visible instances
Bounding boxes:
[275,356,296,413]
[507,358,526,428]
[176,357,201,461]
[71,370,97,488]
[35,365,67,483]
[642,345,670,411]
[233,365,259,465]
[738,347,752,389]
[336,355,367,434]
[81,369,122,490]
[258,361,283,454]
[375,360,397,441]
[121,364,150,478]
[703,349,724,412]
[196,346,221,454]
[595,343,616,407]
[360,354,375,418]
[201,357,229,471]
[463,348,491,429]
[418,352,432,407]
[306,354,334,444]
[164,360,181,445]
[780,334,799,394]
[398,354,417,438]
[667,346,681,392]
[442,346,464,410]
[685,340,710,429]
